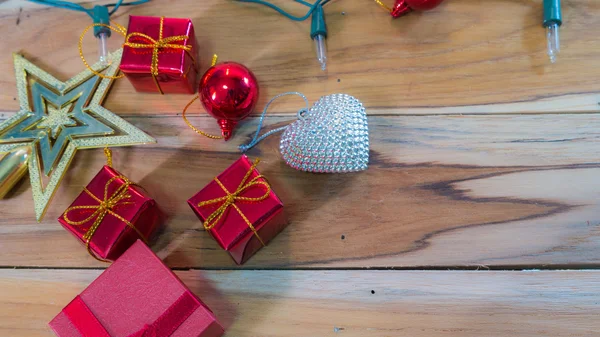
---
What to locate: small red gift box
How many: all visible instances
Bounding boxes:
[120,15,198,94]
[187,155,287,264]
[49,240,224,337]
[58,165,161,262]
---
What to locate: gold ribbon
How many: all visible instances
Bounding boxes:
[63,175,147,262]
[197,159,271,246]
[182,54,222,139]
[78,22,127,80]
[123,16,194,94]
[372,0,393,13]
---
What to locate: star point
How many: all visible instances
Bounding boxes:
[0,49,156,221]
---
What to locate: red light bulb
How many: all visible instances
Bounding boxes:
[392,0,445,17]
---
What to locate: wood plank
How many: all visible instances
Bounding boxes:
[1,269,599,337]
[1,0,600,116]
[1,114,599,268]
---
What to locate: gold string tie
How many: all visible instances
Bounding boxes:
[197,159,271,246]
[63,176,147,262]
[78,22,127,80]
[372,0,393,13]
[182,54,222,139]
[123,16,193,94]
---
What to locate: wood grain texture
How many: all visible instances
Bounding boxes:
[1,269,599,337]
[1,1,599,335]
[1,0,600,116]
[1,114,598,268]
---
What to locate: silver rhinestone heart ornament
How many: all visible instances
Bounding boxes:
[279,94,369,173]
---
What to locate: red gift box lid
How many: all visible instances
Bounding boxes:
[49,241,223,337]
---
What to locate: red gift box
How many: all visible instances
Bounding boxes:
[120,15,198,94]
[49,240,224,337]
[58,165,161,262]
[187,155,287,264]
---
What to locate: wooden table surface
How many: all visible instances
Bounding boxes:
[1,0,600,336]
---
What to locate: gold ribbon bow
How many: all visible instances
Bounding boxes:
[123,16,193,94]
[63,175,147,262]
[197,159,271,246]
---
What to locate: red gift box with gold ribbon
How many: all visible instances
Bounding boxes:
[49,240,223,337]
[58,165,161,262]
[187,155,288,264]
[120,16,199,94]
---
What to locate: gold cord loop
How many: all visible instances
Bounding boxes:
[104,147,113,167]
[79,23,127,79]
[181,95,223,139]
[181,53,221,139]
[372,0,393,13]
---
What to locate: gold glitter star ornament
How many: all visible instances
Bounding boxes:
[0,49,155,221]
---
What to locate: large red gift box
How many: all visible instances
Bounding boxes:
[49,240,224,337]
[58,165,161,262]
[120,15,198,94]
[187,155,287,264]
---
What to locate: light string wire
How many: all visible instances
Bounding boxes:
[239,92,310,152]
[235,0,331,21]
[232,0,328,148]
[26,0,151,18]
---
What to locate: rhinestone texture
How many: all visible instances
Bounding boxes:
[280,94,369,173]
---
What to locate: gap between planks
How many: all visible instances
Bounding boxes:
[1,114,599,268]
[1,269,599,337]
[1,1,600,115]
[2,265,600,271]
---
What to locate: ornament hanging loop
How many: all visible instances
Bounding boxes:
[297,107,309,120]
[182,96,224,140]
[239,92,309,153]
[180,53,225,140]
[79,23,127,79]
[372,0,393,13]
[104,147,113,167]
[103,131,113,167]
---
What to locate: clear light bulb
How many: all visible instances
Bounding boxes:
[546,23,560,63]
[98,32,109,63]
[314,34,327,71]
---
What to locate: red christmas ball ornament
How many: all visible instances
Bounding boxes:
[199,62,259,140]
[391,0,445,17]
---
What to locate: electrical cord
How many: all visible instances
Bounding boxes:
[235,0,331,69]
[27,0,150,18]
[28,0,151,62]
[106,0,151,15]
[236,0,329,21]
[27,0,95,18]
